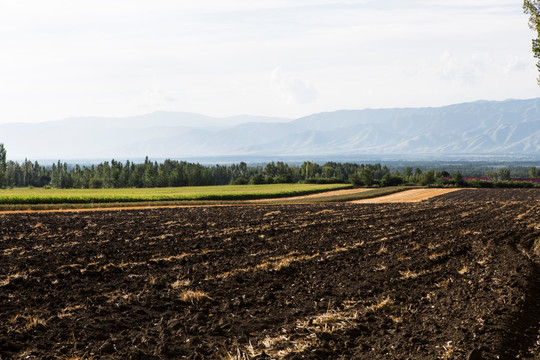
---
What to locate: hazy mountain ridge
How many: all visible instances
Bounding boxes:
[1,99,539,160]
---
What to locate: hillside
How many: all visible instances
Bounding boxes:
[1,99,539,160]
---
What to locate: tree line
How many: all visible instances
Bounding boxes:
[0,144,538,189]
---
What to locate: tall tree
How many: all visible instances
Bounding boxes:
[0,143,6,188]
[524,0,540,83]
[361,167,373,186]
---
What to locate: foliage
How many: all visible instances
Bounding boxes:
[249,174,265,185]
[0,144,538,190]
[451,172,465,187]
[381,174,404,187]
[0,158,401,189]
[302,177,348,184]
[232,177,248,185]
[421,170,436,186]
[524,0,540,83]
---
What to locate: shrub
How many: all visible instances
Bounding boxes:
[349,172,362,187]
[249,174,265,185]
[231,177,248,185]
[381,174,404,187]
[89,178,103,189]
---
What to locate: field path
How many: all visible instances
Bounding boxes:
[0,204,228,214]
[351,188,462,203]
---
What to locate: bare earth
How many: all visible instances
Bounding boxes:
[0,189,539,359]
[351,188,463,203]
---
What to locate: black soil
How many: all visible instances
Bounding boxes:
[0,188,539,359]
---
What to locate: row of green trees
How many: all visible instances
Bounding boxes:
[0,143,538,189]
[3,157,396,188]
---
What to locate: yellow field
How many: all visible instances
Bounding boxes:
[351,188,462,203]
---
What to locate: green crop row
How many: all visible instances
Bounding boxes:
[0,184,352,205]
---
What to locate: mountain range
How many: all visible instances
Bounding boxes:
[1,98,540,161]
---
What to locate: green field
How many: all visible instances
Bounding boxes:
[0,184,352,209]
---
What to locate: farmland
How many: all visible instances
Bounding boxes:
[0,184,351,208]
[0,189,539,359]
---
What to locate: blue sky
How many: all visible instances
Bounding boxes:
[0,0,537,123]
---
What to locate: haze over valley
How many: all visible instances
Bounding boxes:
[1,98,539,162]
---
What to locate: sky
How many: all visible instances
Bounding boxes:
[0,0,539,123]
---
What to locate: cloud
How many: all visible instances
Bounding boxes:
[131,86,177,110]
[413,0,516,9]
[438,50,534,86]
[503,57,530,74]
[439,51,494,85]
[272,68,318,104]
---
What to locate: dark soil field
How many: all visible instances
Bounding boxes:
[0,189,539,359]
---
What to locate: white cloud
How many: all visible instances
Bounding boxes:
[413,0,517,9]
[503,57,530,74]
[439,52,495,85]
[272,68,318,104]
[438,50,535,87]
[130,85,178,110]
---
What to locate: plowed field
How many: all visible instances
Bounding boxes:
[1,189,539,359]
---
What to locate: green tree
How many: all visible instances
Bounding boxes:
[524,0,540,83]
[249,174,265,185]
[451,171,465,186]
[89,177,103,188]
[143,161,157,187]
[421,170,436,185]
[498,168,511,181]
[381,173,403,187]
[321,165,335,179]
[232,177,248,185]
[0,144,6,188]
[50,162,61,188]
[402,166,413,181]
[264,162,277,178]
[302,161,317,179]
[238,162,248,178]
[361,167,373,186]
[349,171,362,187]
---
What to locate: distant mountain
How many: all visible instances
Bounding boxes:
[1,99,539,161]
[0,112,291,160]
